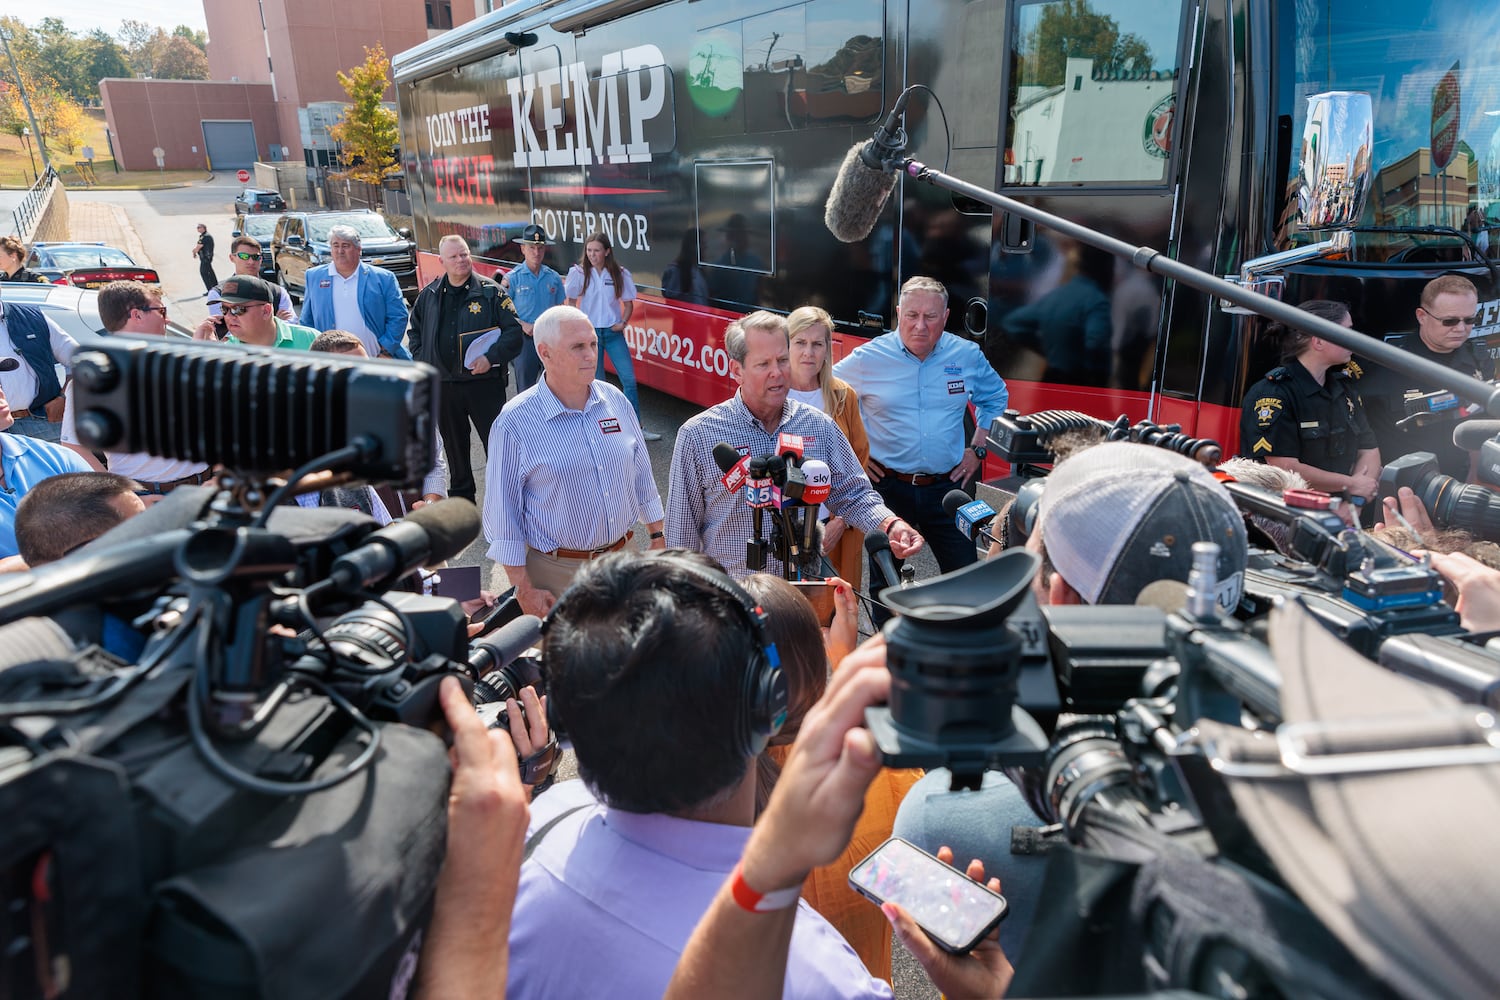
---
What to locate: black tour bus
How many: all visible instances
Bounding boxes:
[393,0,1500,455]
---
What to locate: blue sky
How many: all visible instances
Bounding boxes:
[0,0,206,37]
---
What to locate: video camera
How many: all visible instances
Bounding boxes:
[0,336,556,1000]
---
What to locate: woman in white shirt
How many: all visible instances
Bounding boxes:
[565,231,660,440]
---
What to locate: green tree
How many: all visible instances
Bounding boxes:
[328,44,400,188]
[154,34,209,80]
[117,19,160,77]
[172,25,209,53]
[1021,0,1152,86]
[81,31,131,94]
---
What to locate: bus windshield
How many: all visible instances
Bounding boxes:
[1288,1,1500,238]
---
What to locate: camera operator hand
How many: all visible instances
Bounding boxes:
[415,677,530,1000]
[885,847,1014,1000]
[1375,486,1437,544]
[1426,551,1500,632]
[506,686,550,795]
[664,637,892,1000]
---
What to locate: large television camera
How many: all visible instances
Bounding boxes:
[0,336,554,1000]
[863,409,1500,997]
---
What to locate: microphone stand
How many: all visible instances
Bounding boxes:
[861,134,1500,418]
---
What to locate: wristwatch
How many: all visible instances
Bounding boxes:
[971,445,988,461]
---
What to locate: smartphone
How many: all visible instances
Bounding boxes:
[790,580,836,627]
[848,837,1008,954]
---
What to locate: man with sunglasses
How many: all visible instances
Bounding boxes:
[1358,274,1494,479]
[60,281,213,497]
[206,236,294,322]
[193,275,318,350]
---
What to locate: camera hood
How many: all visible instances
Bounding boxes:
[880,548,1038,626]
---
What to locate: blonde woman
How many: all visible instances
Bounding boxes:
[786,306,869,583]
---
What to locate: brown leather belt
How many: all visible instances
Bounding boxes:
[9,409,31,420]
[548,535,629,560]
[886,469,955,487]
[136,469,213,496]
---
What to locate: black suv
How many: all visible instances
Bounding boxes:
[271,210,418,301]
[234,188,287,213]
[229,212,281,281]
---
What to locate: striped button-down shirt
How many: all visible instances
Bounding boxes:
[666,393,894,578]
[484,376,664,565]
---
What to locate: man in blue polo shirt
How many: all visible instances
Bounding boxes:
[834,276,1009,581]
[502,225,567,393]
[0,365,92,557]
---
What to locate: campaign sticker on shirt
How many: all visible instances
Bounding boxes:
[947,379,966,395]
[319,280,332,288]
[599,418,622,434]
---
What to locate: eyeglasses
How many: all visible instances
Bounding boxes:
[138,305,167,317]
[232,251,259,261]
[1427,312,1481,328]
[223,304,263,317]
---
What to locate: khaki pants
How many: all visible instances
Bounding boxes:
[524,546,590,599]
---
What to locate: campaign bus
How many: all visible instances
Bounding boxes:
[392,0,1500,453]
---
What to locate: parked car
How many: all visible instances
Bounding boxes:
[25,242,160,289]
[230,212,282,281]
[234,188,287,214]
[272,210,418,301]
[0,283,193,341]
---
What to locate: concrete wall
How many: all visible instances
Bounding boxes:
[100,79,280,171]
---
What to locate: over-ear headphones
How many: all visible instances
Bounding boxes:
[541,552,788,758]
[660,555,788,758]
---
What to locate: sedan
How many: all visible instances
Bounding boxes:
[25,242,160,289]
[0,283,193,340]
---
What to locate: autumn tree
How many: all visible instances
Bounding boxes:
[328,44,400,192]
[1020,0,1153,86]
[154,35,209,79]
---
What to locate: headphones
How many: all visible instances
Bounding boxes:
[544,552,788,758]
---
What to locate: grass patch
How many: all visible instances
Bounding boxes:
[0,110,208,190]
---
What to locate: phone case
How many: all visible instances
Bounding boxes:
[847,836,1008,954]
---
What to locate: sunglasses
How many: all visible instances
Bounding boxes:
[1426,312,1481,328]
[222,303,263,317]
[232,251,259,261]
[138,305,168,316]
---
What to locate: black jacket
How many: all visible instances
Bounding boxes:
[408,272,524,383]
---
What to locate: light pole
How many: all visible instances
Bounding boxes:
[19,126,35,181]
[0,27,51,174]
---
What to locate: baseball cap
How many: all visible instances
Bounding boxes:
[513,224,552,246]
[217,275,277,306]
[1036,441,1246,609]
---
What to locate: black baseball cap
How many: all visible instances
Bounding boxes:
[218,275,277,306]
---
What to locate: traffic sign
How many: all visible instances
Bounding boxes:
[236,168,251,183]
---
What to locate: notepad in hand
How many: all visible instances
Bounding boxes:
[461,327,503,369]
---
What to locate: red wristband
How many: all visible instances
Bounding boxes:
[729,861,801,913]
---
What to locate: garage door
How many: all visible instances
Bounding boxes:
[202,120,258,171]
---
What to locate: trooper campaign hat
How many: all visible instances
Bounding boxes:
[513,225,553,246]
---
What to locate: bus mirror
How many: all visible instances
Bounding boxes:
[963,297,988,336]
[1297,91,1373,231]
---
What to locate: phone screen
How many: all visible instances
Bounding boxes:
[789,581,836,626]
[848,838,1008,953]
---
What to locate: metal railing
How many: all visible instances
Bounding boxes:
[10,167,68,243]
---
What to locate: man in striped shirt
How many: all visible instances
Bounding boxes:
[666,310,923,579]
[484,305,665,615]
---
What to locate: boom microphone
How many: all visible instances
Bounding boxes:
[468,614,543,676]
[327,498,480,594]
[825,88,914,243]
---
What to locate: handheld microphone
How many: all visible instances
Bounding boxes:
[824,89,913,243]
[776,432,805,464]
[1454,419,1500,451]
[865,529,904,592]
[943,489,999,546]
[468,614,543,676]
[327,498,480,594]
[798,459,832,562]
[746,456,773,571]
[714,441,750,491]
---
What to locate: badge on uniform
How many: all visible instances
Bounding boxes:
[468,302,482,314]
[947,379,965,395]
[1254,396,1282,427]
[599,418,621,434]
